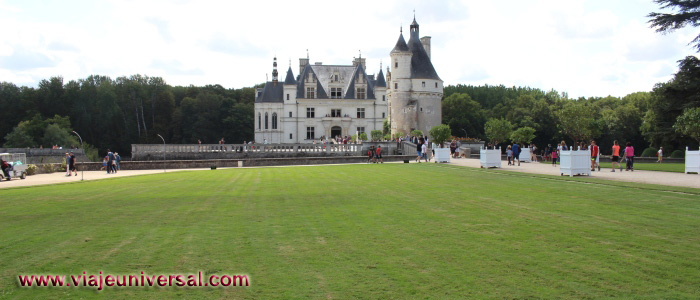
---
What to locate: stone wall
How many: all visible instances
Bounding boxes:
[72,155,415,171]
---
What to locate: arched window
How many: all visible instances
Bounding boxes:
[258,113,261,129]
[272,113,278,129]
[265,113,269,130]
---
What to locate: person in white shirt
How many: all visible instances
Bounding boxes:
[421,142,428,162]
[657,147,663,163]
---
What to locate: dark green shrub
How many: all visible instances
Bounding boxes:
[671,149,684,158]
[640,147,658,157]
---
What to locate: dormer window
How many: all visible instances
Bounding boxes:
[306,87,315,99]
[331,88,343,99]
[334,74,339,82]
[357,88,366,99]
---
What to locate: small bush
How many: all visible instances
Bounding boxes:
[26,164,37,176]
[640,147,658,157]
[671,149,684,158]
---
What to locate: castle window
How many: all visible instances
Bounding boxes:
[272,113,278,129]
[435,82,438,88]
[357,127,365,134]
[382,112,386,118]
[394,60,398,68]
[357,88,366,99]
[331,109,341,117]
[289,133,293,140]
[306,127,315,140]
[394,83,398,89]
[306,107,315,118]
[306,87,315,99]
[286,94,289,100]
[289,112,292,117]
[331,87,343,99]
[422,81,426,87]
[357,108,365,118]
[265,113,269,130]
[334,74,338,82]
[382,95,385,101]
[258,113,261,129]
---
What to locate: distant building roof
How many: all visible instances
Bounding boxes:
[392,33,409,52]
[255,81,284,103]
[284,67,296,85]
[407,23,440,80]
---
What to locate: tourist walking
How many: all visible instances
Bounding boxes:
[590,140,600,171]
[530,143,538,162]
[376,146,383,163]
[450,140,457,158]
[65,152,71,176]
[69,152,77,176]
[416,140,422,162]
[107,149,115,174]
[611,140,621,172]
[507,145,513,166]
[512,142,521,166]
[551,145,558,166]
[421,140,428,162]
[625,142,635,171]
[657,147,663,163]
[115,152,121,170]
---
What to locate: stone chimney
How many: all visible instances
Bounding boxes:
[420,36,431,60]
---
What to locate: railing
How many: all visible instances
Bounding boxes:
[0,148,85,155]
[131,144,362,155]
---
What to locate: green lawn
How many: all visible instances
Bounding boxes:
[596,161,685,173]
[1,164,699,299]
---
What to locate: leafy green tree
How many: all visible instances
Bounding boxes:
[510,126,536,144]
[556,101,600,144]
[484,118,513,145]
[673,107,700,143]
[648,0,700,51]
[3,121,35,148]
[358,132,368,141]
[382,119,390,135]
[370,130,383,141]
[411,130,423,137]
[383,133,392,141]
[42,123,79,147]
[642,56,700,149]
[429,124,452,147]
[442,93,485,139]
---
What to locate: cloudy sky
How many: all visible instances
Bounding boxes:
[0,0,697,98]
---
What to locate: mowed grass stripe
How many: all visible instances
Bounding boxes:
[0,164,699,299]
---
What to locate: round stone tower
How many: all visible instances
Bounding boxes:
[387,17,443,137]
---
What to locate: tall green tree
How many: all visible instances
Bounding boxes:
[673,107,700,143]
[648,0,700,51]
[556,101,600,144]
[484,118,513,146]
[442,93,485,139]
[429,124,452,147]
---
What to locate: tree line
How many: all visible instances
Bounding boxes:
[1,57,698,160]
[0,75,256,159]
[441,56,700,157]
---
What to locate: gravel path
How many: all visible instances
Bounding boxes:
[445,158,699,189]
[1,159,697,190]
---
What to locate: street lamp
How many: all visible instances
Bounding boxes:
[71,131,84,181]
[461,128,467,138]
[156,134,166,173]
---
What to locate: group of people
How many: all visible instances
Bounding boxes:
[101,150,121,174]
[64,152,78,176]
[540,140,636,172]
[366,146,384,163]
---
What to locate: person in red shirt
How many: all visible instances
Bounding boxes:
[376,146,383,164]
[590,140,600,171]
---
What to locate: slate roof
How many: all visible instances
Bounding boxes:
[407,23,440,80]
[284,67,296,85]
[374,69,386,87]
[255,81,284,103]
[392,33,409,52]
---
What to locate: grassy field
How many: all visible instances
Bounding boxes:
[596,161,685,173]
[1,164,699,299]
